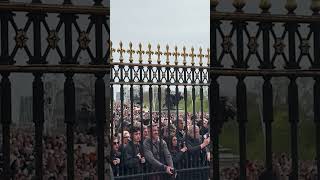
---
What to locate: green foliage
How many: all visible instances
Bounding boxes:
[219,92,316,160]
[138,86,316,160]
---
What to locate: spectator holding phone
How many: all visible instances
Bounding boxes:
[186,125,210,180]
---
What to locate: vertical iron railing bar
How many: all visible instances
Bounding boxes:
[60,10,77,180]
[175,67,179,132]
[236,76,248,180]
[119,65,124,176]
[288,76,299,180]
[111,84,114,139]
[32,73,45,180]
[311,13,320,179]
[262,76,274,179]
[233,13,248,179]
[1,7,14,180]
[139,62,145,174]
[259,15,274,179]
[166,65,171,153]
[191,65,198,168]
[285,14,300,180]
[210,14,221,179]
[27,7,47,180]
[157,62,162,176]
[130,64,134,127]
[148,61,154,175]
[1,73,12,180]
[64,73,76,180]
[93,12,107,180]
[183,67,189,171]
[314,77,320,180]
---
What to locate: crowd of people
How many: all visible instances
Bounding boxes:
[6,130,102,179]
[0,101,318,179]
[110,102,211,179]
[220,154,318,180]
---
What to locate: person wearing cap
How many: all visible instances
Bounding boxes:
[123,126,146,177]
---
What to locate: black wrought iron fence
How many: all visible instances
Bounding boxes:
[211,0,320,180]
[110,42,212,180]
[0,0,110,180]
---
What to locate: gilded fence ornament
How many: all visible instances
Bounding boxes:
[78,31,91,50]
[181,46,188,66]
[285,0,297,14]
[222,36,233,53]
[259,0,271,13]
[15,30,28,48]
[127,42,135,63]
[248,37,259,54]
[274,38,286,54]
[173,46,180,65]
[155,44,163,64]
[111,42,209,67]
[299,39,310,55]
[198,47,204,66]
[164,45,172,65]
[211,0,219,11]
[110,41,114,63]
[117,41,125,63]
[137,43,145,64]
[232,0,246,12]
[47,30,60,49]
[311,0,320,14]
[146,43,154,64]
[190,47,196,66]
[206,48,210,66]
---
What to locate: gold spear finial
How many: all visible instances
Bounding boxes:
[146,43,154,64]
[117,41,125,63]
[211,0,219,11]
[155,44,163,64]
[311,0,320,14]
[285,0,297,14]
[206,48,210,66]
[259,0,271,13]
[189,47,196,66]
[173,46,180,65]
[110,41,114,63]
[137,43,145,64]
[181,46,188,66]
[198,47,204,66]
[164,45,172,65]
[127,42,135,63]
[232,0,246,12]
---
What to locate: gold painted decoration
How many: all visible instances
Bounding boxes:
[146,43,154,64]
[127,42,135,63]
[117,41,125,63]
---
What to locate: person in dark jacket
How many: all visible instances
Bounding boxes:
[123,126,146,177]
[168,136,188,180]
[185,125,210,180]
[176,119,185,145]
[111,137,122,177]
[168,136,187,169]
[143,124,174,180]
[199,118,209,136]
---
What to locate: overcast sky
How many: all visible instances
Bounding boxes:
[110,0,210,50]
